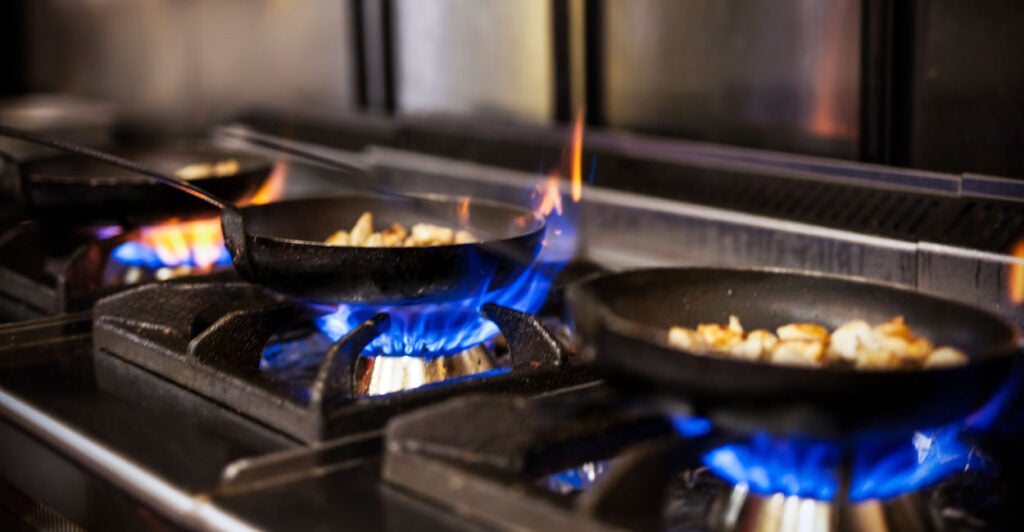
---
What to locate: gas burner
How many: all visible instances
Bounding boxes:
[383,383,1015,531]
[106,217,233,285]
[92,281,593,442]
[355,345,500,396]
[0,219,236,321]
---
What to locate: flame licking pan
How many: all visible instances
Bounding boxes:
[0,125,545,305]
[568,267,1021,438]
[9,143,274,225]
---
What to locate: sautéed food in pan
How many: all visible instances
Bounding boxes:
[668,315,968,370]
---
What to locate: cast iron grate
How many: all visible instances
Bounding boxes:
[383,388,701,531]
[92,282,594,444]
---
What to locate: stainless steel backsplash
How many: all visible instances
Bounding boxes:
[600,0,861,158]
[26,0,357,135]
[392,0,555,123]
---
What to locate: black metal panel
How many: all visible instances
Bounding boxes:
[907,0,1024,178]
[0,2,26,97]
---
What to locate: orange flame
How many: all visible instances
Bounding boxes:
[570,107,585,202]
[137,218,225,270]
[534,172,564,217]
[457,196,471,226]
[532,108,585,217]
[1009,240,1024,304]
[135,158,288,270]
[247,159,288,206]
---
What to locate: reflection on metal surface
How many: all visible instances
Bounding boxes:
[841,494,934,532]
[27,1,355,133]
[602,0,860,158]
[355,344,498,396]
[712,488,834,532]
[393,0,553,122]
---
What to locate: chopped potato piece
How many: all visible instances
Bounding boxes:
[406,224,455,246]
[175,158,240,180]
[696,322,745,353]
[324,230,350,246]
[668,327,708,354]
[350,212,373,246]
[455,230,478,244]
[361,233,384,247]
[777,323,829,343]
[770,340,826,367]
[381,224,408,246]
[726,329,777,362]
[924,347,969,368]
[827,320,873,362]
[212,158,240,176]
[175,163,214,180]
[875,316,913,339]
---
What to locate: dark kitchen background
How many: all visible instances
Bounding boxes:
[2,0,1022,178]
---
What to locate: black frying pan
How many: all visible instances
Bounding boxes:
[568,267,1021,438]
[11,143,273,225]
[228,194,543,303]
[0,125,545,305]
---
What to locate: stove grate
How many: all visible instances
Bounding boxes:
[93,282,592,443]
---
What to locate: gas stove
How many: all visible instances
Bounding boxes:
[1,113,1023,531]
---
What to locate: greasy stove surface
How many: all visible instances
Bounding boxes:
[2,313,1023,530]
[0,315,486,530]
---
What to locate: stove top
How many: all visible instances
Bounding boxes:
[382,385,1024,531]
[1,114,1023,530]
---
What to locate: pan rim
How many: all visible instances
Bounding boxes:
[22,143,274,186]
[237,193,547,249]
[579,266,1021,377]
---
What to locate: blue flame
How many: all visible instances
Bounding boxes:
[700,428,989,502]
[545,461,611,494]
[670,415,713,438]
[111,241,232,269]
[702,434,842,500]
[697,423,992,502]
[966,366,1021,432]
[848,426,988,502]
[688,370,1018,502]
[316,265,557,357]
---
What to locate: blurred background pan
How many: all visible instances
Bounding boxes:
[9,142,273,225]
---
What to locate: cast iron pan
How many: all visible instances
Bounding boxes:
[229,194,543,303]
[0,125,545,305]
[568,267,1021,438]
[12,143,273,225]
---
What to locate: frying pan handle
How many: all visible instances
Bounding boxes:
[217,131,408,200]
[0,124,233,212]
[219,131,369,175]
[220,206,255,279]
